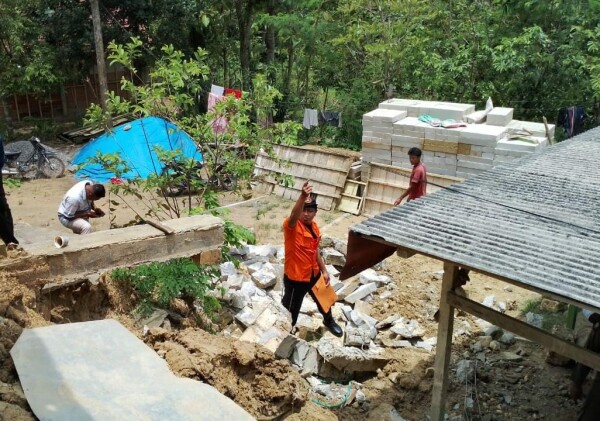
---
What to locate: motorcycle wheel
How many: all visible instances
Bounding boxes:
[39,156,65,178]
[220,175,237,191]
[19,163,39,179]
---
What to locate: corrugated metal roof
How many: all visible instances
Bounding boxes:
[351,128,600,312]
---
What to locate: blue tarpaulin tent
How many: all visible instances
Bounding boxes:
[71,116,202,182]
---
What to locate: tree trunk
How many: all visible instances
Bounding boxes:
[89,0,111,128]
[265,0,276,82]
[0,97,13,136]
[235,0,255,91]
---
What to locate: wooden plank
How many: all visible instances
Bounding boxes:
[431,263,457,421]
[457,143,471,155]
[447,292,600,372]
[368,178,410,189]
[145,219,175,235]
[337,196,361,214]
[423,139,458,154]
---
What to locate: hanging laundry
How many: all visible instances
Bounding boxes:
[318,111,342,128]
[207,92,220,112]
[303,109,318,129]
[224,88,242,99]
[557,106,585,138]
[207,92,228,134]
[210,84,224,96]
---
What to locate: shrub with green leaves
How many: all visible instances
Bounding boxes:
[111,258,220,318]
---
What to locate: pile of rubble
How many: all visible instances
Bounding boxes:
[213,235,439,383]
[444,294,582,420]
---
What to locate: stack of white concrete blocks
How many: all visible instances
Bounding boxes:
[362,99,554,179]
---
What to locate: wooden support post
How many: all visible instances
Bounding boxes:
[430,262,457,421]
[567,305,578,329]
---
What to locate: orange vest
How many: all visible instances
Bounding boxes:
[283,217,320,282]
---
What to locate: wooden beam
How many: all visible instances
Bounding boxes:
[447,292,600,372]
[430,262,457,421]
[145,219,175,235]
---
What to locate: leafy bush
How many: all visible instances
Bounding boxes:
[4,178,21,188]
[111,258,220,318]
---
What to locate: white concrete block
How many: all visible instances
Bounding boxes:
[457,155,494,165]
[380,99,474,120]
[363,109,407,123]
[345,283,378,304]
[507,120,555,139]
[391,135,423,148]
[393,117,428,134]
[495,136,547,153]
[471,145,496,154]
[486,107,514,126]
[459,125,508,143]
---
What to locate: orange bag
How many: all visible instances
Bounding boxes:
[312,274,337,313]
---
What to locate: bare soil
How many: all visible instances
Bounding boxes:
[0,167,589,420]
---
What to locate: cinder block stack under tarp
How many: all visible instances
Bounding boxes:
[362,98,555,179]
[253,144,360,210]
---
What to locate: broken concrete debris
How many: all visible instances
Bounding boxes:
[390,318,425,339]
[321,247,346,267]
[214,235,429,381]
[345,282,378,304]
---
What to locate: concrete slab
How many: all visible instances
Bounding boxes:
[13,223,64,249]
[10,320,253,421]
[2,215,223,286]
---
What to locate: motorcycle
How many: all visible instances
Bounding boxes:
[160,159,204,197]
[2,136,65,179]
[204,143,249,191]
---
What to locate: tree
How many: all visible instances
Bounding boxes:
[84,39,300,222]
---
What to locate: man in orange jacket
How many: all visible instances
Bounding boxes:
[281,181,343,337]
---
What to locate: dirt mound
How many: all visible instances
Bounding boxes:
[146,327,312,419]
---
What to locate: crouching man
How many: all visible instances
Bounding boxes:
[58,181,106,234]
[281,181,343,337]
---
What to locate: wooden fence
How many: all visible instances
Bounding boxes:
[0,68,128,122]
[253,144,360,211]
[361,162,463,216]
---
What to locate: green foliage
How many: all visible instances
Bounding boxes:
[221,219,256,261]
[111,258,220,317]
[4,178,21,189]
[519,297,568,330]
[4,0,600,155]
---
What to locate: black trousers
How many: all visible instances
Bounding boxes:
[281,272,333,327]
[0,173,18,245]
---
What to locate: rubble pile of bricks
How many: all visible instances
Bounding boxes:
[362,99,555,178]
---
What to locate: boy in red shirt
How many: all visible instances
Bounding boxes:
[394,147,427,206]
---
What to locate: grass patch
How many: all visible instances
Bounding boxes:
[4,178,22,189]
[256,200,280,219]
[258,222,280,231]
[111,258,220,318]
[520,297,568,330]
[520,297,543,316]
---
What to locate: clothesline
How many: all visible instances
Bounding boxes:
[303,109,342,129]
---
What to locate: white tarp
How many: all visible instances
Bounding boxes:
[10,319,254,421]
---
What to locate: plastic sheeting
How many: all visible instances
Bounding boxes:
[71,116,203,182]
